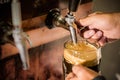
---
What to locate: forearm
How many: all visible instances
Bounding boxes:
[112,12,120,39]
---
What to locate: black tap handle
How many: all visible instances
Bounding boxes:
[45,8,61,29]
[69,0,81,12]
[0,21,14,45]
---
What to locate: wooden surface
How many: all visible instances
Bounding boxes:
[0,2,92,80]
[0,36,70,80]
[1,2,92,59]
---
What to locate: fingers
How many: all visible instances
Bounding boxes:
[83,29,96,38]
[90,31,103,40]
[98,36,108,46]
[65,73,79,80]
[84,30,103,43]
[81,29,107,46]
[72,65,98,80]
[68,77,79,80]
[72,65,85,79]
[66,73,75,80]
[66,65,99,80]
[66,65,86,80]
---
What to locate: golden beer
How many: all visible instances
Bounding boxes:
[63,40,99,75]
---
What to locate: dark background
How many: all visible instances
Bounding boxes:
[0,0,59,21]
[0,0,92,22]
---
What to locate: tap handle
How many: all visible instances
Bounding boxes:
[45,8,61,29]
[0,21,14,45]
[68,0,81,12]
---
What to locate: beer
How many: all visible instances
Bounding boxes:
[63,40,100,75]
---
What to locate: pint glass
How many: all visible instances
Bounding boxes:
[63,39,101,78]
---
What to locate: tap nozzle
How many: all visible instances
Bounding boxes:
[45,8,77,44]
[45,8,69,30]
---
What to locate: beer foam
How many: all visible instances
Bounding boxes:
[64,40,98,66]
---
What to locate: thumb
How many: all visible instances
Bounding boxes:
[79,16,94,27]
[72,65,85,78]
[72,65,98,79]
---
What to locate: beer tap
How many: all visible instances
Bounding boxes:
[11,0,31,70]
[45,0,81,44]
[66,0,82,44]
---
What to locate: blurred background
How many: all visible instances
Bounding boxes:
[0,0,92,80]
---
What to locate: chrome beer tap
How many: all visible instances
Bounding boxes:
[11,0,31,70]
[65,12,77,44]
[45,0,81,44]
[66,0,82,44]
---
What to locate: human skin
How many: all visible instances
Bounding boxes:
[66,12,120,80]
[66,65,98,80]
[79,12,120,46]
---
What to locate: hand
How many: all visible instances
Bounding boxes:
[66,65,98,80]
[79,12,120,46]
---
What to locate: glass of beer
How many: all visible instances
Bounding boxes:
[63,39,101,78]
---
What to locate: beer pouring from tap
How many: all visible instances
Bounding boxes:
[45,0,82,44]
[45,1,101,79]
[65,12,77,45]
[45,8,78,44]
